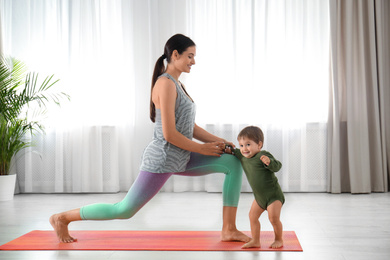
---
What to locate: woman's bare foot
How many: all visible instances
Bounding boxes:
[242,239,260,249]
[221,207,251,242]
[221,229,251,242]
[50,214,77,243]
[270,239,283,248]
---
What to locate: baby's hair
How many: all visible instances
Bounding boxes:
[237,126,264,145]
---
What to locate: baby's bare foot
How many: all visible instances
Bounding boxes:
[221,230,250,242]
[50,214,77,243]
[270,239,283,248]
[242,239,260,249]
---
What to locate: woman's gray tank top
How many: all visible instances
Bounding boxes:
[140,73,196,173]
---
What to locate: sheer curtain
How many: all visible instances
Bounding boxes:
[1,0,142,192]
[172,0,330,192]
[328,0,390,193]
[1,0,329,193]
[0,8,3,55]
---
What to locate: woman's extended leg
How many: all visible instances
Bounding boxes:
[177,153,250,242]
[50,171,172,243]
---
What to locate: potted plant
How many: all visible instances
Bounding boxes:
[0,56,69,201]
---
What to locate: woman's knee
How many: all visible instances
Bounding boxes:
[110,200,141,220]
[221,154,241,170]
[115,207,138,219]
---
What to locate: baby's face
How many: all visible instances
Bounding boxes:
[238,137,262,158]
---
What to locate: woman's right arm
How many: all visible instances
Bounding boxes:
[153,78,223,157]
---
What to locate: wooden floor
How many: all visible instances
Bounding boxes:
[1,192,390,260]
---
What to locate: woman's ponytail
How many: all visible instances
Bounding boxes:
[150,54,166,122]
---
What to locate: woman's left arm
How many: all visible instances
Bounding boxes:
[193,124,235,147]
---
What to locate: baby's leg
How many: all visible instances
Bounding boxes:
[267,200,283,248]
[242,200,265,249]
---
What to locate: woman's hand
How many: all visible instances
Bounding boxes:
[199,142,225,157]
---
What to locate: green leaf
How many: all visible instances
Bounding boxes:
[0,56,70,175]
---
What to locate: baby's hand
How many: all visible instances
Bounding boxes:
[224,144,234,154]
[260,155,270,166]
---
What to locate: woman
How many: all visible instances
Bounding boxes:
[50,34,249,243]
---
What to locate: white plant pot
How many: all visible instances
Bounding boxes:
[0,174,17,201]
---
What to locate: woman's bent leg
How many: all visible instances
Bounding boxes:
[179,153,243,207]
[177,153,249,242]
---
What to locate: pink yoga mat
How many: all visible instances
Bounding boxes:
[0,230,302,251]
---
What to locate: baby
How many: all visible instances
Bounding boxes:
[226,126,285,248]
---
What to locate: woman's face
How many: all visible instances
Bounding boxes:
[174,46,196,73]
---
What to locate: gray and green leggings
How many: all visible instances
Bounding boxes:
[80,153,243,220]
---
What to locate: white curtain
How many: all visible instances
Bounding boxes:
[0,6,3,55]
[328,0,390,193]
[1,0,329,193]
